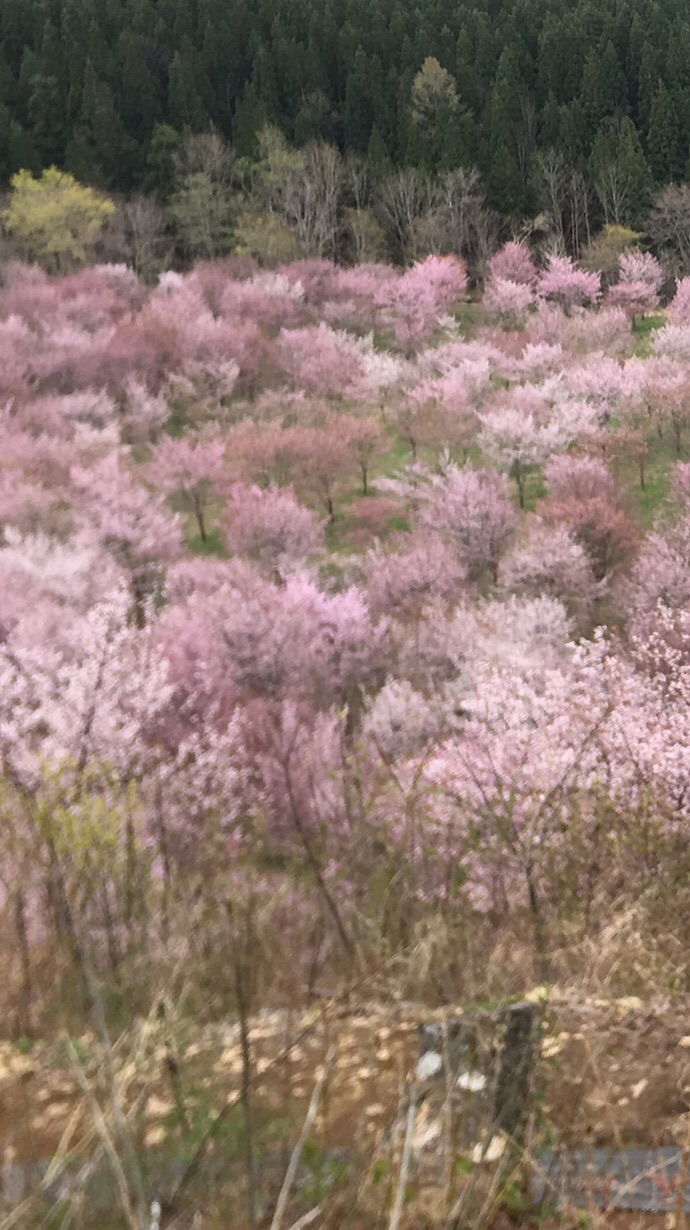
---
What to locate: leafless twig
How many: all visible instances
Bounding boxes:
[270,1046,335,1230]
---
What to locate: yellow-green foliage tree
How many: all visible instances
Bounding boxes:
[2,166,115,271]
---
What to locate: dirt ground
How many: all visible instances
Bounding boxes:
[2,987,690,1221]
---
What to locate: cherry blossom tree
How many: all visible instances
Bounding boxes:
[147,432,227,542]
[288,425,353,521]
[224,484,324,577]
[498,520,598,629]
[394,386,476,463]
[668,276,690,324]
[336,413,386,495]
[71,452,183,622]
[278,322,363,397]
[539,454,639,580]
[483,277,535,327]
[478,398,590,508]
[537,255,601,312]
[415,465,517,580]
[365,533,468,620]
[380,255,468,354]
[652,323,690,363]
[606,251,663,319]
[487,241,538,288]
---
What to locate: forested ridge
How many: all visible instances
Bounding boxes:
[1,0,689,224]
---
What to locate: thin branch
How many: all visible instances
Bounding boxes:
[388,1081,418,1230]
[285,1208,322,1230]
[270,1046,335,1230]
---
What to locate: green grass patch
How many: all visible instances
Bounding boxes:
[369,430,411,482]
[620,431,676,528]
[633,312,666,337]
[188,525,227,557]
[165,399,191,437]
[452,299,489,338]
[635,458,671,527]
[632,312,666,357]
[519,468,547,513]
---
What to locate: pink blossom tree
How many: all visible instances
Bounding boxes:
[286,425,353,521]
[498,521,598,629]
[71,452,183,622]
[147,432,227,542]
[539,454,639,580]
[402,372,479,462]
[606,251,664,319]
[336,413,386,496]
[668,276,690,324]
[487,241,538,288]
[224,483,324,578]
[483,277,535,328]
[365,533,468,619]
[415,465,517,580]
[537,255,601,312]
[278,322,363,398]
[478,401,578,508]
[380,255,468,354]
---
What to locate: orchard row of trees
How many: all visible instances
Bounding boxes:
[6,246,690,1043]
[4,0,690,228]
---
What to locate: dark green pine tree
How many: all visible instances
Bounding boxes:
[636,42,664,133]
[0,103,39,179]
[537,13,584,107]
[199,0,250,82]
[116,29,162,147]
[366,124,390,172]
[439,109,478,170]
[0,50,16,111]
[29,16,67,163]
[344,47,377,152]
[251,43,281,123]
[580,41,627,138]
[144,121,181,199]
[66,60,135,188]
[17,48,40,130]
[168,37,210,132]
[647,80,681,182]
[232,83,266,159]
[28,71,65,165]
[0,0,37,75]
[541,92,561,147]
[557,98,588,165]
[666,25,690,157]
[485,47,532,215]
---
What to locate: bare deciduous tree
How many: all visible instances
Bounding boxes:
[255,126,343,259]
[375,166,436,262]
[647,183,690,277]
[121,196,171,282]
[532,150,591,258]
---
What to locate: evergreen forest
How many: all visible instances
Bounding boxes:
[2,0,689,230]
